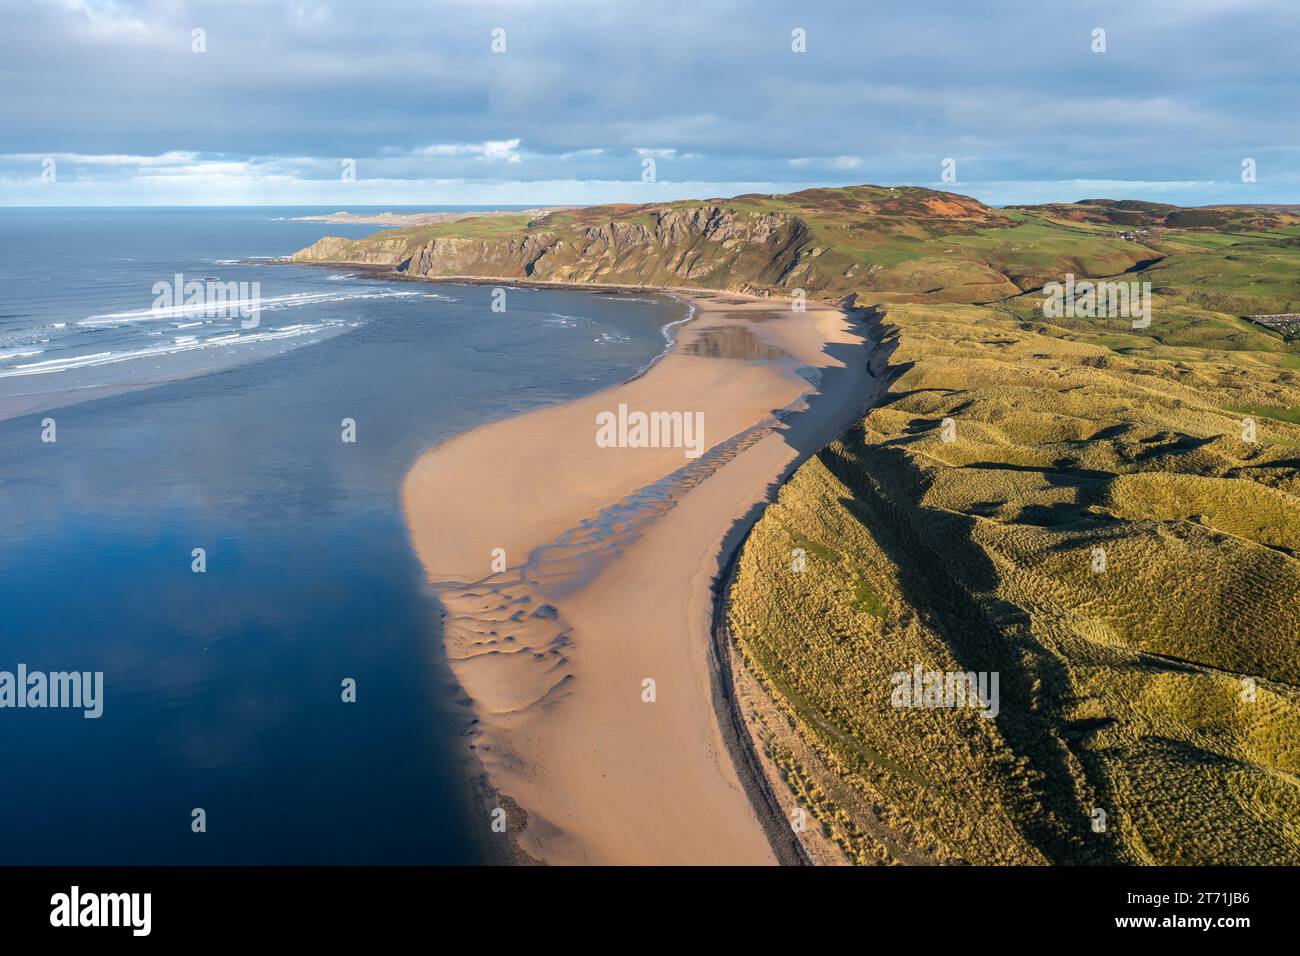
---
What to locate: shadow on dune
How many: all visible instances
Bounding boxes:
[713,307,1133,863]
[817,430,1125,863]
[705,307,901,865]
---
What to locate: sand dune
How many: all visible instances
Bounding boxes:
[402,290,879,864]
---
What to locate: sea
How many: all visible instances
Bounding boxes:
[0,206,681,863]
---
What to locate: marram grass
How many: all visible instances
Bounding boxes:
[730,300,1300,865]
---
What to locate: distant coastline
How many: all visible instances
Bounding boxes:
[279,207,560,227]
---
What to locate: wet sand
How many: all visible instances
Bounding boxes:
[402,290,879,864]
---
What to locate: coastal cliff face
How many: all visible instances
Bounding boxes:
[291,234,417,265]
[290,184,1138,303]
[290,184,1300,308]
[294,204,819,295]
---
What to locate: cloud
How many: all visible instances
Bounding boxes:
[1,151,203,166]
[789,156,862,170]
[410,139,522,163]
[52,0,151,37]
[3,0,1299,204]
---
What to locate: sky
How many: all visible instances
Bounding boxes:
[1,0,1296,207]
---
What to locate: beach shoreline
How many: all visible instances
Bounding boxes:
[394,276,882,864]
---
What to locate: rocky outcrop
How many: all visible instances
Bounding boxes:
[292,204,823,296]
[289,234,417,265]
[400,232,562,278]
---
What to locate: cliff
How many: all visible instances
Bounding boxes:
[290,184,1154,304]
[291,184,1300,309]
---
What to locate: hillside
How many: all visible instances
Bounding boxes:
[297,184,1300,864]
[730,300,1300,865]
[294,184,1170,303]
[294,184,1300,315]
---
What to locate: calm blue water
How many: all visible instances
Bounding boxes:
[0,207,678,863]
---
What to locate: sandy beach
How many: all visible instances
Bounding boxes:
[402,289,880,864]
